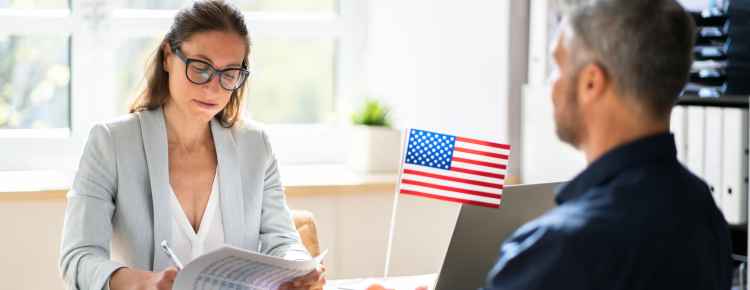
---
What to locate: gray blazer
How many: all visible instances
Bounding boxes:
[59,108,308,290]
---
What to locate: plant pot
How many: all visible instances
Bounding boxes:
[347,125,403,173]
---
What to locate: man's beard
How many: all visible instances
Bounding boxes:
[554,76,582,148]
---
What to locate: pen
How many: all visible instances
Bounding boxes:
[160,240,184,270]
[315,249,329,265]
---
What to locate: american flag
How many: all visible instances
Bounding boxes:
[398,129,511,208]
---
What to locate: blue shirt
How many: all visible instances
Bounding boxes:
[484,133,733,290]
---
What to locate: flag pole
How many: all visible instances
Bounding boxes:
[384,128,410,279]
[383,185,400,279]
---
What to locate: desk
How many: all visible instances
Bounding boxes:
[326,274,438,290]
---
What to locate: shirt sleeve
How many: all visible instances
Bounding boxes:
[257,130,311,259]
[59,124,126,290]
[482,223,589,290]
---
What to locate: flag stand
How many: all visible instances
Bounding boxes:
[383,188,400,279]
[383,128,411,279]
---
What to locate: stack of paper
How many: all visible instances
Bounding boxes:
[173,245,324,290]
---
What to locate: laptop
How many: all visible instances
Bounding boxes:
[433,182,562,290]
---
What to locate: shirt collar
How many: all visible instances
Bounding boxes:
[555,132,677,204]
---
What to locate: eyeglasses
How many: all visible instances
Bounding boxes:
[171,46,251,91]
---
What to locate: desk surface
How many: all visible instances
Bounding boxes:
[0,164,399,202]
[327,274,438,290]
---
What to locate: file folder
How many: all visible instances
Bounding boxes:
[704,107,724,207]
[671,106,688,164]
[721,108,748,225]
[686,106,707,177]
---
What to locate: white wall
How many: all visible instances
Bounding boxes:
[0,202,67,290]
[363,0,529,276]
[364,0,527,166]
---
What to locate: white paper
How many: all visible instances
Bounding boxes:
[173,245,319,290]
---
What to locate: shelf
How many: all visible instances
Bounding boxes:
[676,95,749,108]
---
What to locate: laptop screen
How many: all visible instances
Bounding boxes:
[434,182,561,290]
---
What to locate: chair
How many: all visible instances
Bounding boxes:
[291,210,321,257]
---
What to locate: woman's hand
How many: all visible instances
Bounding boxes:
[109,266,178,290]
[278,265,327,290]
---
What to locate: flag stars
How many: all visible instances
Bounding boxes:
[405,129,456,169]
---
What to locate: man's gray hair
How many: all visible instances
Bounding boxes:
[557,0,696,119]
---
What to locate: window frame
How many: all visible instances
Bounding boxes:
[0,0,368,170]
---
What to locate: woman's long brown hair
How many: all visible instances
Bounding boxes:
[128,0,250,128]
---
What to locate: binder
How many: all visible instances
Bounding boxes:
[704,107,724,208]
[721,108,748,225]
[686,106,707,177]
[671,106,688,163]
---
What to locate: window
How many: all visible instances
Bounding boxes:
[116,37,337,124]
[117,0,337,12]
[247,37,336,124]
[0,35,71,130]
[0,0,68,9]
[0,0,367,170]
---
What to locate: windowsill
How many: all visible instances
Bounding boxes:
[0,164,399,202]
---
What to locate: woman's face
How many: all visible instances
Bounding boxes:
[163,31,247,123]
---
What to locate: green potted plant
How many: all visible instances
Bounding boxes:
[348,99,402,173]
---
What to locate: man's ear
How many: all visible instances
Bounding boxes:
[162,42,172,73]
[577,62,609,105]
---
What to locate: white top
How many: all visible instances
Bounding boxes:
[167,170,225,264]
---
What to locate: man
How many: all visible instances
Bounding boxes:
[484,0,733,289]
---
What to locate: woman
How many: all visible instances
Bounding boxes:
[59,1,324,290]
